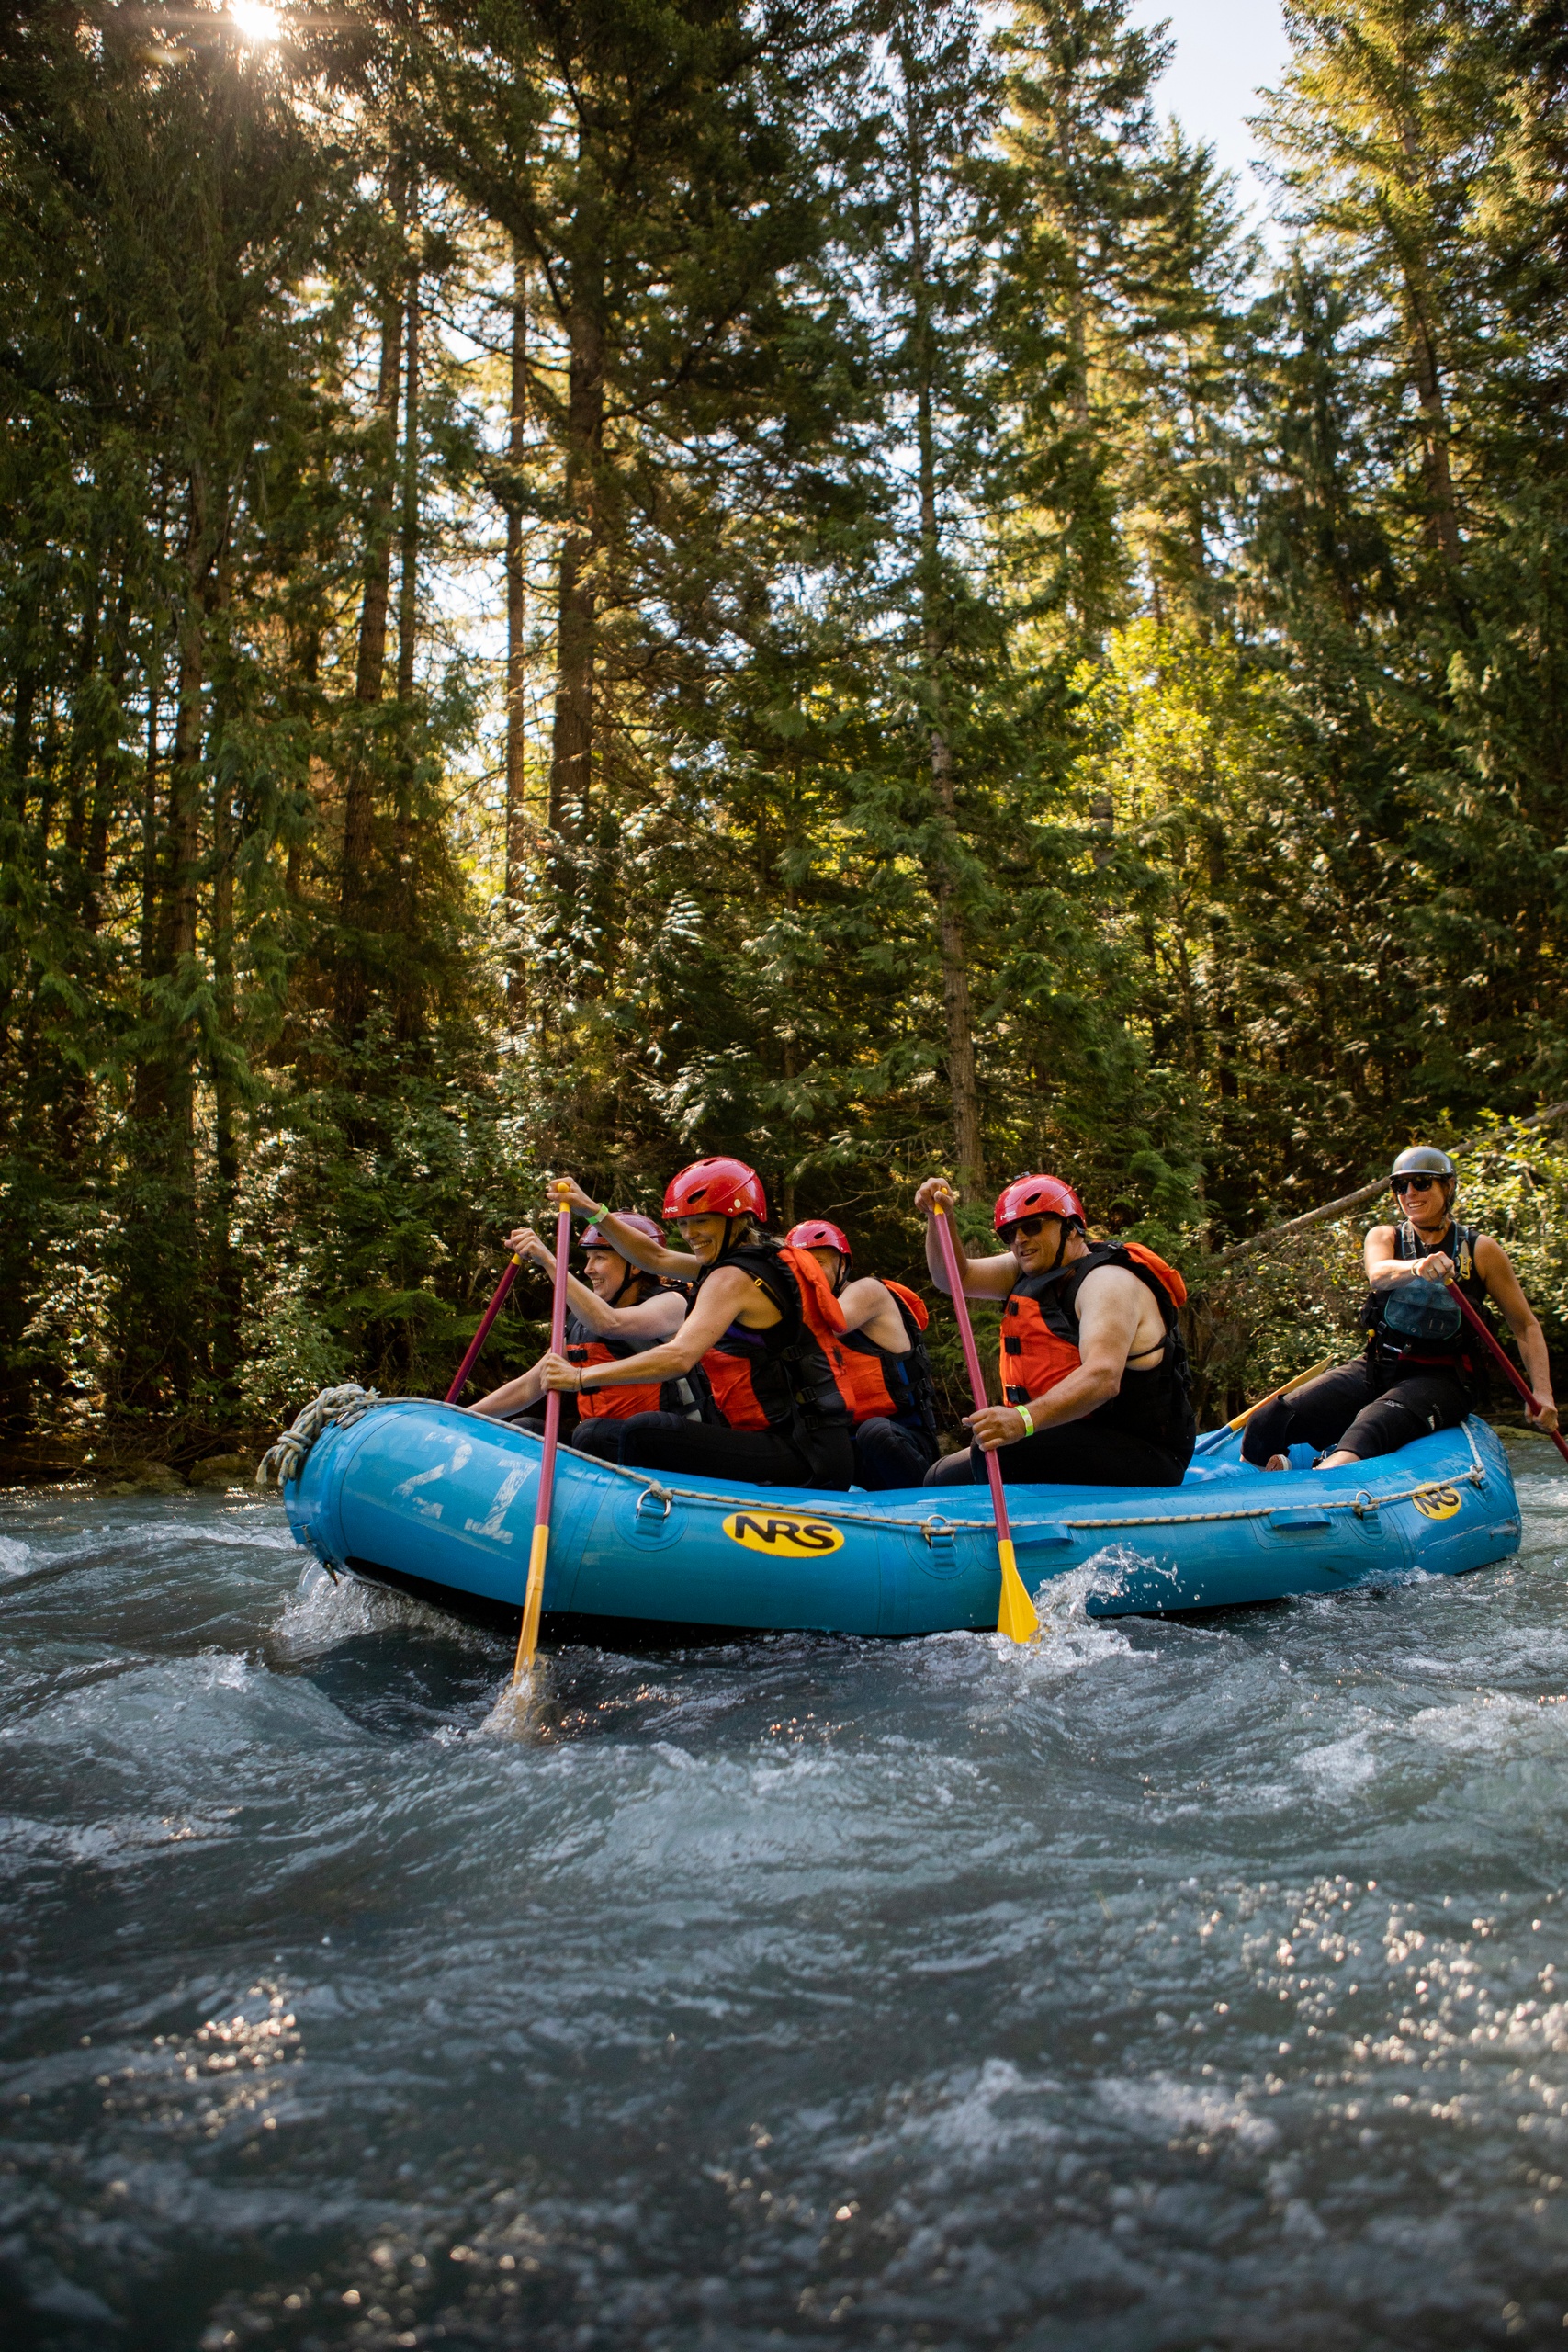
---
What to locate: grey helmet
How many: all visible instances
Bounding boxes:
[1392,1145,1456,1193]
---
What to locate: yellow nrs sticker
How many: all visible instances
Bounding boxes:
[1412,1485,1462,1521]
[722,1510,845,1557]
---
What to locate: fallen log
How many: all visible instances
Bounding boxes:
[1215,1101,1568,1266]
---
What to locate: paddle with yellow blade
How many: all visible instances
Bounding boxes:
[1190,1357,1334,1458]
[509,1181,575,1690]
[931,1196,1040,1645]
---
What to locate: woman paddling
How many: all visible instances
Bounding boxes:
[1242,1145,1559,1470]
[536,1160,856,1490]
[470,1213,692,1441]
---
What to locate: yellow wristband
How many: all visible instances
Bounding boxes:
[1017,1406,1034,1437]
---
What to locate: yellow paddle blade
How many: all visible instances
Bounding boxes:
[996,1538,1039,1645]
[511,1521,549,1683]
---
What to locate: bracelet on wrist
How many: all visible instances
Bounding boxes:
[1017,1405,1034,1437]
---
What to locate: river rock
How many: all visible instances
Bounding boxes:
[188,1453,254,1488]
[97,1459,186,1497]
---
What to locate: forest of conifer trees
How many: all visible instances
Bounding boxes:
[4,0,1568,1446]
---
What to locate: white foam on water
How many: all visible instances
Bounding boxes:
[912,2057,1065,2154]
[1295,1729,1378,1794]
[199,1516,300,1553]
[1096,2070,1280,2151]
[0,1532,32,1577]
[273,1562,462,1657]
[1406,1691,1550,1755]
[0,1806,241,1871]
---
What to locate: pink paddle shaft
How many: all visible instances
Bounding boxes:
[933,1204,1015,1545]
[532,1196,576,1529]
[1448,1280,1568,1466]
[445,1256,523,1404]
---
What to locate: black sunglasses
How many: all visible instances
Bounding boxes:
[1001,1214,1052,1240]
[1391,1174,1440,1194]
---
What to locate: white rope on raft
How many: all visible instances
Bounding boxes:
[256,1383,381,1487]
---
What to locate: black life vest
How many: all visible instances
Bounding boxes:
[839,1281,940,1430]
[698,1240,852,1442]
[1362,1220,1492,1392]
[1000,1241,1195,1457]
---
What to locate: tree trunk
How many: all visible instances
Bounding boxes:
[904,75,983,1196]
[336,267,403,1037]
[126,476,214,1407]
[505,250,529,915]
[548,240,605,842]
[392,234,421,1037]
[210,712,242,1400]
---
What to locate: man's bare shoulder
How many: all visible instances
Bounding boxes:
[1074,1261,1149,1307]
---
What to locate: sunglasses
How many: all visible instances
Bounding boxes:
[1001,1215,1053,1241]
[1391,1174,1440,1195]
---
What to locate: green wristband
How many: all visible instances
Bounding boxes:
[1017,1406,1035,1437]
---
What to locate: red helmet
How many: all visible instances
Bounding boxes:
[784,1219,852,1262]
[581,1212,661,1250]
[993,1173,1086,1235]
[662,1157,768,1223]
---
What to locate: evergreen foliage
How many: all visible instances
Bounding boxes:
[3,0,1565,1447]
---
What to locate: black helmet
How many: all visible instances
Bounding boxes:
[1392,1145,1456,1184]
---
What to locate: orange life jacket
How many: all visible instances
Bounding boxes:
[839,1280,938,1430]
[998,1241,1191,1448]
[563,1301,705,1422]
[700,1243,854,1437]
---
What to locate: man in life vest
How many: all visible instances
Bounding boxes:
[536,1159,856,1489]
[915,1171,1196,1487]
[1242,1145,1558,1470]
[784,1219,942,1488]
[469,1214,692,1439]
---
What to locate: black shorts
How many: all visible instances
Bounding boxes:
[924,1424,1190,1490]
[1239,1360,1469,1466]
[852,1418,941,1491]
[571,1410,854,1491]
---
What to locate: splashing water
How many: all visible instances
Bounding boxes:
[5,1449,1568,2346]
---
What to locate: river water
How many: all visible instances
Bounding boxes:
[5,1446,1568,2350]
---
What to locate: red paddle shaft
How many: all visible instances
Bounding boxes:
[1447,1281,1568,1466]
[445,1255,523,1405]
[932,1204,1014,1551]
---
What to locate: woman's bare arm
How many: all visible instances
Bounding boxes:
[547,1176,697,1277]
[1476,1236,1558,1427]
[540,1264,774,1392]
[470,1359,547,1418]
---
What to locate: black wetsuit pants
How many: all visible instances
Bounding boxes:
[1239,1360,1469,1466]
[852,1418,940,1491]
[571,1409,854,1491]
[923,1425,1190,1489]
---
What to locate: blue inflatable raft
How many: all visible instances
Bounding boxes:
[277,1398,1521,1635]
